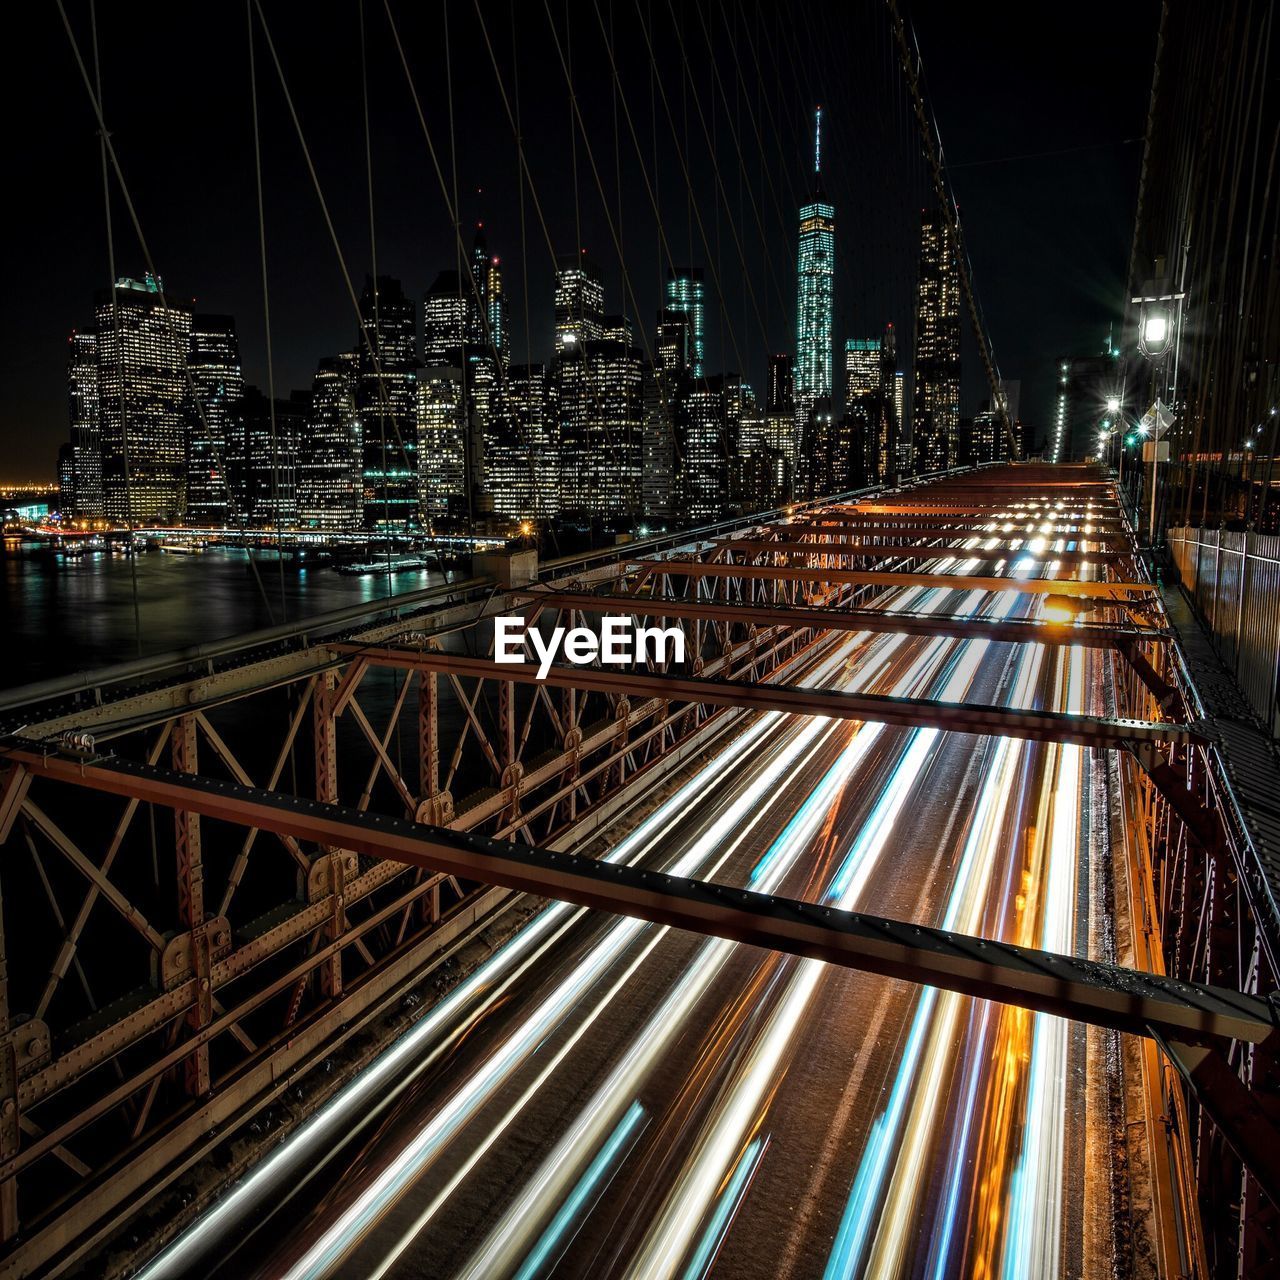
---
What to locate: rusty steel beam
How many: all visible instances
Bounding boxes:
[851,503,1123,517]
[1154,1034,1280,1208]
[514,590,1166,651]
[4,746,1273,1050]
[779,523,1130,544]
[0,769,30,844]
[631,561,1153,598]
[713,539,1127,566]
[806,504,1124,519]
[912,478,1113,488]
[342,648,1196,749]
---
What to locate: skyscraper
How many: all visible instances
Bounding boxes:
[736,445,790,513]
[766,353,796,466]
[767,353,794,417]
[644,307,689,524]
[470,224,510,372]
[66,330,102,519]
[911,210,961,475]
[94,275,193,524]
[665,267,706,378]
[969,401,1010,465]
[423,272,477,366]
[298,353,362,531]
[655,308,691,374]
[844,338,880,402]
[229,386,302,527]
[485,255,510,373]
[57,443,75,517]
[554,253,604,355]
[681,378,731,523]
[796,400,839,499]
[601,314,635,345]
[738,387,767,457]
[795,108,836,435]
[558,337,643,516]
[894,371,906,469]
[490,364,557,521]
[417,365,469,522]
[844,325,904,482]
[641,363,679,524]
[357,276,419,532]
[878,323,902,481]
[185,315,242,527]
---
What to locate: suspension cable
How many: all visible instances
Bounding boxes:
[246,0,288,620]
[886,0,1017,458]
[60,0,280,634]
[87,0,142,657]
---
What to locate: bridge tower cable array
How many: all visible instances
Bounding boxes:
[886,0,1018,459]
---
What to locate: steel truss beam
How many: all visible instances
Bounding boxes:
[515,591,1165,649]
[1154,1033,1280,1211]
[799,504,1125,518]
[6,747,1273,1053]
[629,561,1153,598]
[774,524,1131,546]
[512,592,1175,701]
[341,648,1196,750]
[849,503,1125,519]
[711,539,1128,567]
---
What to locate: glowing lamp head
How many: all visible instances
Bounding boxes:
[1137,303,1173,359]
[1042,599,1079,626]
[1105,396,1120,413]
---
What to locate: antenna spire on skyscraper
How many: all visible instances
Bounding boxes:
[814,105,823,176]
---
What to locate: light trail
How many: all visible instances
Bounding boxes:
[286,588,971,1277]
[513,1102,648,1280]
[368,590,982,1279]
[824,535,1098,1279]
[464,592,1027,1280]
[142,504,1126,1280]
[138,699,804,1280]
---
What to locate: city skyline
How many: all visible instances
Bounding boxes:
[45,172,1060,535]
[4,1,1158,479]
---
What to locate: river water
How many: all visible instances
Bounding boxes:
[0,543,448,690]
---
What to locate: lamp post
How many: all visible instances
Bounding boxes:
[1130,278,1185,545]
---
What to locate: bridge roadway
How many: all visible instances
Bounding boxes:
[140,534,1134,1278]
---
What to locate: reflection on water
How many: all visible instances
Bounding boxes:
[0,545,446,689]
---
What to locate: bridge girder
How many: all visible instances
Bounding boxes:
[6,745,1273,1055]
[773,523,1132,546]
[709,538,1129,567]
[341,646,1197,751]
[628,559,1154,598]
[511,591,1177,703]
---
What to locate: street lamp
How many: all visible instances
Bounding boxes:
[1105,395,1120,414]
[1130,274,1186,545]
[1137,308,1171,358]
[1131,277,1185,365]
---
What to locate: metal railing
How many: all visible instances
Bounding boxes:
[1168,526,1280,737]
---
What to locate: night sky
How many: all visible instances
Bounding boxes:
[3,0,1158,479]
